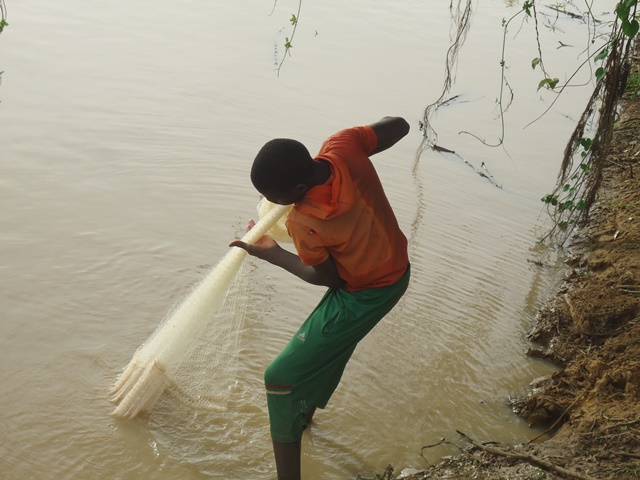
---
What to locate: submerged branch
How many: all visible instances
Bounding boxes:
[546,5,583,20]
[432,144,502,188]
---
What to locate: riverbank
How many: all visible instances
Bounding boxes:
[387,56,640,480]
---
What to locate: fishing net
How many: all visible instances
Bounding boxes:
[110,200,292,418]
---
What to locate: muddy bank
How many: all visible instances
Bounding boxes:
[381,58,640,480]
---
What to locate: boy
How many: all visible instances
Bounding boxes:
[229,116,410,480]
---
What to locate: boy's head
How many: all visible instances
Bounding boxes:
[251,138,315,205]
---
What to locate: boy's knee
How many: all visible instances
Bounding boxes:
[265,358,304,443]
[264,356,290,387]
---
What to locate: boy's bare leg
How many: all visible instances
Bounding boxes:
[272,439,301,480]
[305,406,317,425]
[271,407,316,479]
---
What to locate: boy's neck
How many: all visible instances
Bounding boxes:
[311,159,332,187]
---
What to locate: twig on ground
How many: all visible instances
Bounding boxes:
[456,430,599,480]
[528,392,585,443]
[420,438,462,465]
[581,418,640,436]
[619,451,640,460]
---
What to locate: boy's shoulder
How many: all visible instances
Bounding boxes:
[320,125,377,155]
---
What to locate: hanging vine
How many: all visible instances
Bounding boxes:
[269,0,303,77]
[542,1,638,243]
[416,0,639,244]
[276,0,302,77]
[416,0,473,159]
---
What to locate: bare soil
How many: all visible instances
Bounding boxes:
[384,68,640,480]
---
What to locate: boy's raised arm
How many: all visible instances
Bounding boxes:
[368,116,410,156]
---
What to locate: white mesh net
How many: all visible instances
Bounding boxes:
[166,260,250,412]
[110,201,292,418]
[257,197,293,243]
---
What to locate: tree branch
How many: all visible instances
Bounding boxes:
[456,430,599,480]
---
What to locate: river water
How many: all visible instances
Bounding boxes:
[0,1,615,479]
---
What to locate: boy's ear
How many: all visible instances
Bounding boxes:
[295,183,309,194]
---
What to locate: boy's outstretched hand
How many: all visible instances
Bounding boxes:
[229,219,281,261]
[230,219,345,289]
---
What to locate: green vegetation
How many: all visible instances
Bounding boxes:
[626,65,640,98]
[416,0,639,244]
[541,0,639,243]
[273,1,302,77]
[0,0,6,34]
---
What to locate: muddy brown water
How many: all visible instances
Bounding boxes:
[0,1,618,478]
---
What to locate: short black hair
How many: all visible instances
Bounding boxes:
[251,138,314,195]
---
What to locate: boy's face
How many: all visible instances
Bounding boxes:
[262,184,308,206]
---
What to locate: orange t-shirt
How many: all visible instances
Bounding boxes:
[286,125,408,292]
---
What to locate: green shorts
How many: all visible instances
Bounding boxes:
[264,265,410,443]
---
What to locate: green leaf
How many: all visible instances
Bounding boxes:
[616,2,630,22]
[622,19,640,38]
[594,47,609,63]
[596,67,606,83]
[580,163,590,174]
[576,200,587,211]
[290,14,297,25]
[537,78,560,91]
[542,194,558,205]
[579,138,593,151]
[531,57,541,70]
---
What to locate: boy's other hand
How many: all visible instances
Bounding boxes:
[229,219,280,260]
